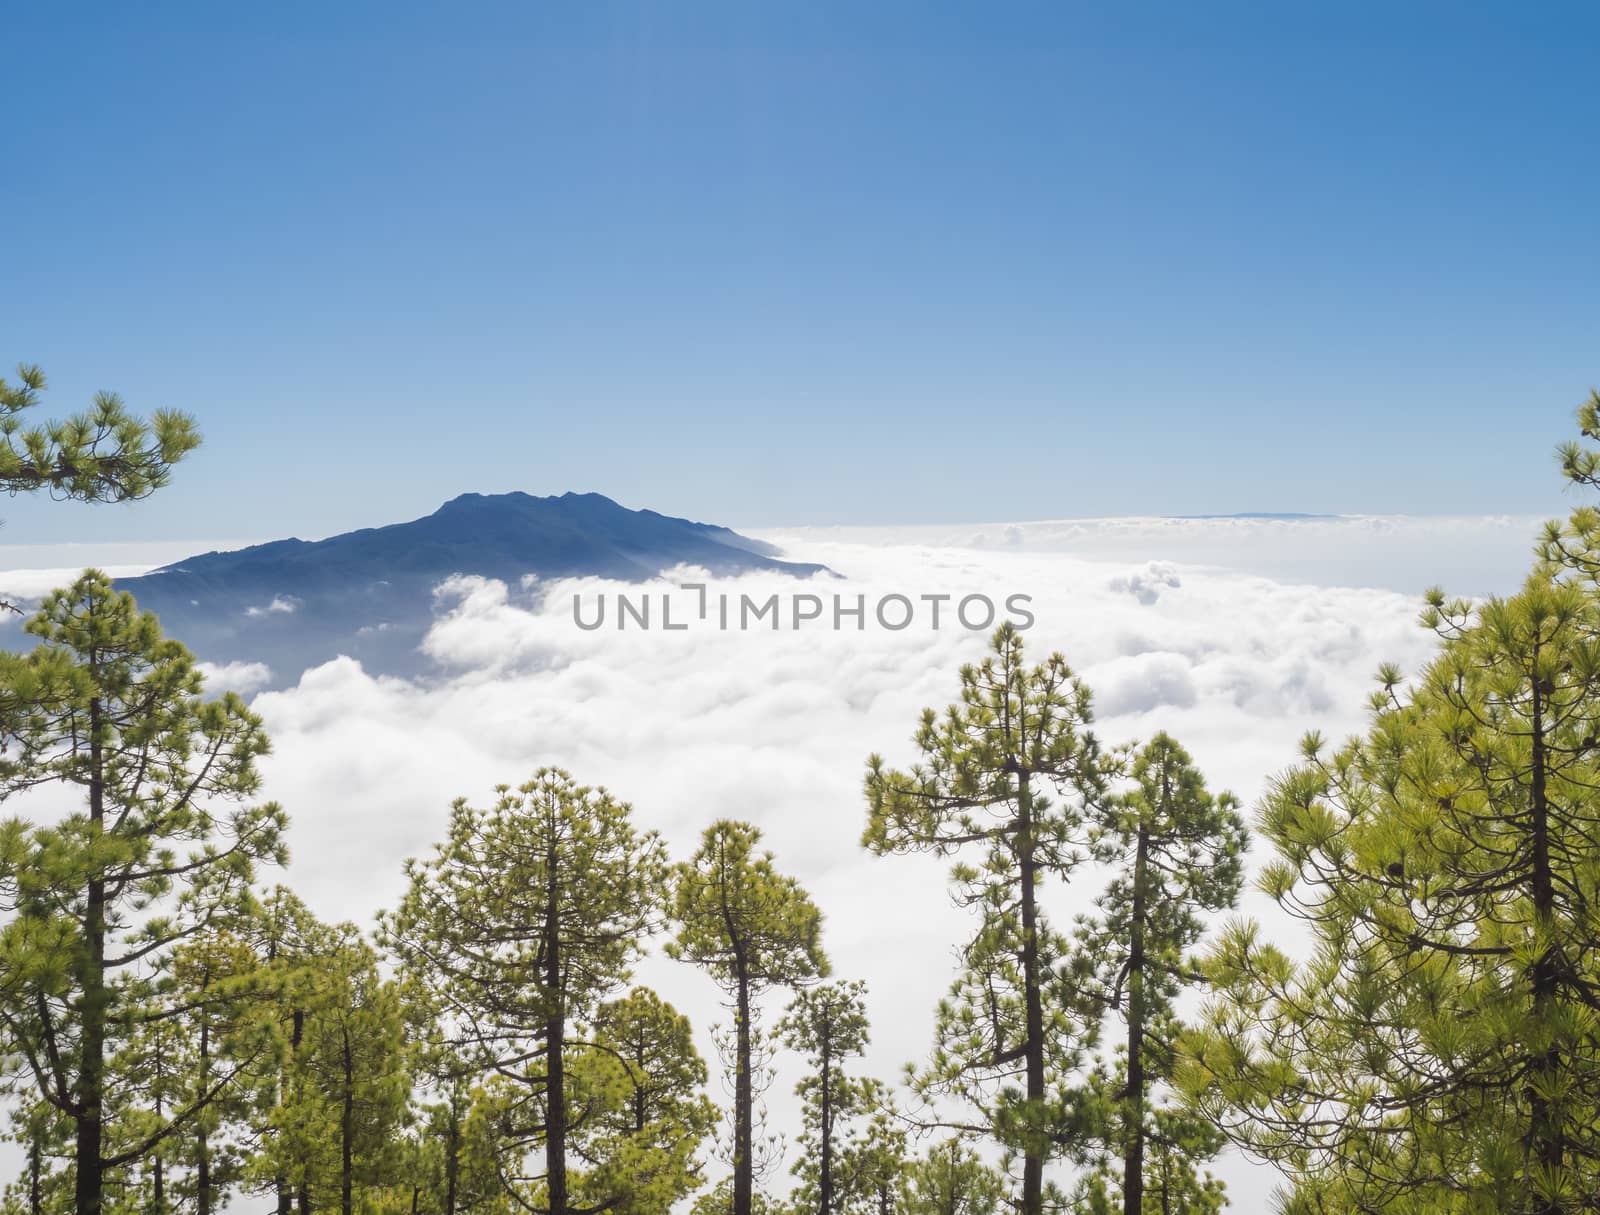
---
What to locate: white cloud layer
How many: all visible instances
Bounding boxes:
[0,515,1553,1205]
[249,527,1519,1207]
[0,564,160,604]
[778,512,1550,597]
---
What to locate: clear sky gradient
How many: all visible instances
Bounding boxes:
[3,2,1597,543]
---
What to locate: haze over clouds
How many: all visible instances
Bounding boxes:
[0,513,1552,1204]
[779,511,1552,597]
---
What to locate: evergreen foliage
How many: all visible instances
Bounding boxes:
[1185,416,1600,1215]
[15,361,1600,1215]
[671,820,829,1215]
[863,624,1108,1215]
[381,769,676,1215]
[1072,735,1244,1215]
[0,365,199,508]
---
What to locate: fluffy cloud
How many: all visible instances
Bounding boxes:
[195,660,275,694]
[0,516,1549,1204]
[245,594,300,617]
[0,564,156,610]
[1108,560,1182,605]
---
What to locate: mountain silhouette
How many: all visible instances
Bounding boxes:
[115,492,826,685]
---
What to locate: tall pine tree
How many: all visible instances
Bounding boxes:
[0,572,285,1215]
[1073,734,1244,1215]
[1188,574,1600,1213]
[777,980,878,1215]
[862,624,1107,1215]
[565,986,717,1214]
[382,769,669,1215]
[899,1141,1004,1215]
[670,820,828,1215]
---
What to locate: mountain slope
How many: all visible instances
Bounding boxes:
[116,492,824,684]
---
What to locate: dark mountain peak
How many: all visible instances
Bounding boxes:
[115,493,824,685]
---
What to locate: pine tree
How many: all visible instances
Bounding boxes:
[236,887,328,1215]
[690,1179,787,1215]
[834,1103,907,1215]
[382,769,669,1215]
[0,363,199,526]
[297,931,410,1215]
[566,986,718,1214]
[113,927,266,1215]
[899,1141,1004,1215]
[1186,573,1600,1213]
[0,572,286,1215]
[0,1102,71,1214]
[1541,386,1600,578]
[777,980,876,1215]
[1073,734,1244,1215]
[670,820,829,1215]
[392,982,509,1215]
[862,624,1107,1215]
[377,1015,509,1215]
[245,906,410,1215]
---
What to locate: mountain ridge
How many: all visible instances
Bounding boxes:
[114,491,825,685]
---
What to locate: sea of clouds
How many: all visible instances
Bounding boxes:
[0,513,1556,1204]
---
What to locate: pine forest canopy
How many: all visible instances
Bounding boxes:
[4,361,1600,1215]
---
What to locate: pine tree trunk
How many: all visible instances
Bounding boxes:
[152,1080,166,1215]
[29,1130,42,1215]
[279,1005,306,1215]
[444,1095,460,1215]
[1122,822,1149,1215]
[544,849,569,1215]
[75,695,107,1215]
[1528,687,1563,1215]
[633,1039,648,1133]
[297,999,312,1215]
[197,1021,212,1215]
[818,1025,833,1215]
[734,970,754,1215]
[1017,771,1045,1215]
[196,1126,210,1215]
[342,1025,356,1215]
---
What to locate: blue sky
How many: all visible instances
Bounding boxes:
[3,2,1597,543]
